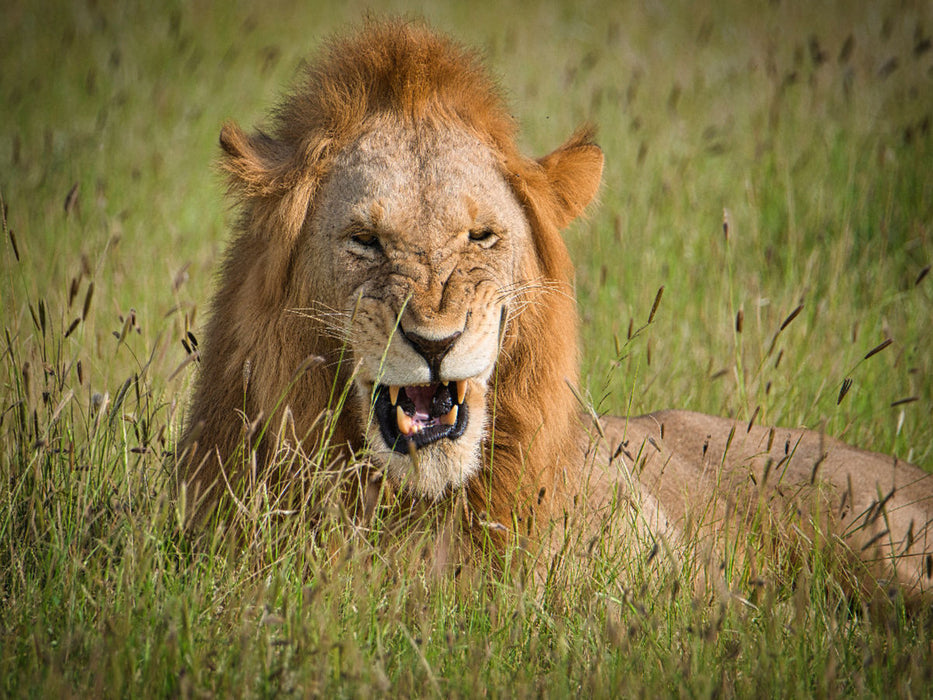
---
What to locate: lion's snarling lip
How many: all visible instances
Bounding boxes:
[372,381,469,453]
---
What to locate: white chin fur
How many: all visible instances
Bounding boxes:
[379,441,482,499]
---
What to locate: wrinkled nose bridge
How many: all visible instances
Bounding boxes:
[397,253,461,320]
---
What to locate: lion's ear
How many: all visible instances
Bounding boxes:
[218,122,322,303]
[537,127,604,229]
[219,121,293,197]
[218,121,323,246]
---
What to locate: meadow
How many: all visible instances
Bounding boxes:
[2,0,932,695]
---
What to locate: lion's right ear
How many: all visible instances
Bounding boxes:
[217,122,323,302]
[219,121,292,198]
[218,121,326,245]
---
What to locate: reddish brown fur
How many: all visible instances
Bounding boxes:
[178,20,601,530]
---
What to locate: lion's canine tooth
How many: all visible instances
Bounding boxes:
[441,404,458,426]
[456,379,467,404]
[396,404,413,435]
[389,385,399,405]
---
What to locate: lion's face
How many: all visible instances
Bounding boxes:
[304,118,535,497]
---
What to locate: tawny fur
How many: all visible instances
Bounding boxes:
[179,19,932,602]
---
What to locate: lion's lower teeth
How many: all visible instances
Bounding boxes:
[395,402,458,435]
[396,404,413,435]
[441,405,458,426]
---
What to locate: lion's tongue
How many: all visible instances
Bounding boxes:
[405,385,436,420]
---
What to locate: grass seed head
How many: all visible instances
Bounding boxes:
[647,286,664,324]
[863,338,892,360]
[64,183,79,215]
[837,377,853,404]
[914,265,930,286]
[7,228,19,261]
[81,283,94,321]
[780,304,804,331]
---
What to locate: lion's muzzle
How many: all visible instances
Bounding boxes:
[373,381,469,453]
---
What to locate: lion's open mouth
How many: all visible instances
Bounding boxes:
[373,381,469,453]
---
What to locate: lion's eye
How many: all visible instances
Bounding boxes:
[468,228,498,246]
[350,231,381,250]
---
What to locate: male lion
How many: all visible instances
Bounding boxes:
[179,20,932,602]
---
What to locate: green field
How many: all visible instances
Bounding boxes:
[2,0,932,696]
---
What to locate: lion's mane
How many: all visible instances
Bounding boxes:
[179,20,602,529]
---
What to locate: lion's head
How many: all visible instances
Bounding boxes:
[180,20,603,526]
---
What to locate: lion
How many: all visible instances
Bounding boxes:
[179,19,933,603]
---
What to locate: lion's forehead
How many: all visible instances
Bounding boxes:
[321,120,527,239]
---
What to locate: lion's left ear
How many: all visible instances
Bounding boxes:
[537,127,604,229]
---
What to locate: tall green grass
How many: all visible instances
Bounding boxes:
[2,0,932,696]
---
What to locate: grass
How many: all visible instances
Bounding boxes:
[2,0,932,696]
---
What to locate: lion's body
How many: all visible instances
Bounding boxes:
[593,412,933,596]
[179,20,932,602]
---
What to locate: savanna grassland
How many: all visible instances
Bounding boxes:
[2,0,932,696]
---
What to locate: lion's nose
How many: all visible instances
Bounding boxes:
[401,329,462,379]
